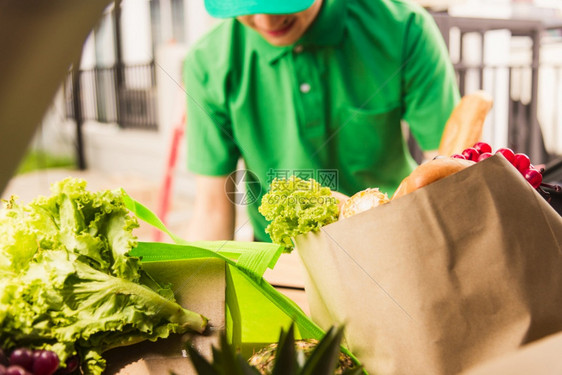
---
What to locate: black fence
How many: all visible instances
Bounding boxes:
[65,62,158,131]
[432,13,562,165]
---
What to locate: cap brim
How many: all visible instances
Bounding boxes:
[204,0,316,18]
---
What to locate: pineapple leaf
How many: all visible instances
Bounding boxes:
[300,326,344,375]
[271,324,298,375]
[186,344,219,375]
[216,332,250,375]
[211,346,224,368]
[236,355,263,375]
[187,333,261,375]
[189,324,362,375]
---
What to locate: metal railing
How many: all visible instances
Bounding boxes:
[451,63,562,158]
[65,62,158,131]
[431,12,562,164]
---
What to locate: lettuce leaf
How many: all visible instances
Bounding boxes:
[258,176,339,252]
[0,178,207,375]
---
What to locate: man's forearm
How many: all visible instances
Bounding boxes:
[185,205,235,241]
[184,175,237,241]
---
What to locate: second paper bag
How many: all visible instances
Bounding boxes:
[295,155,562,375]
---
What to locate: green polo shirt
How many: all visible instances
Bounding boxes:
[183,0,460,242]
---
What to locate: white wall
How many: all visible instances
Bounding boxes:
[58,0,217,185]
[155,0,217,198]
[538,40,562,154]
[121,0,153,66]
[184,0,217,47]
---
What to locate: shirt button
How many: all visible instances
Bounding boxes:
[299,83,311,93]
[293,44,304,53]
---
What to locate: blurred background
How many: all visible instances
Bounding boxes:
[2,0,562,244]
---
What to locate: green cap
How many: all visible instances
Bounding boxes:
[204,0,316,18]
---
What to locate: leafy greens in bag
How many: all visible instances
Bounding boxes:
[0,178,207,375]
[259,176,339,251]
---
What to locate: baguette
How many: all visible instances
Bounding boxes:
[438,90,494,157]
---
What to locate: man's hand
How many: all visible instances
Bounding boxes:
[185,175,236,241]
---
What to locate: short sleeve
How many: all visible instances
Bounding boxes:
[183,49,241,176]
[401,9,460,151]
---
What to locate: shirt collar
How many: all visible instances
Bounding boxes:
[300,0,346,47]
[246,0,347,65]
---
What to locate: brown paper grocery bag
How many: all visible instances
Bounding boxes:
[459,331,562,375]
[104,258,226,375]
[295,155,562,375]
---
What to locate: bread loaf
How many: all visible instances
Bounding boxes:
[438,91,493,157]
[392,158,475,199]
[341,188,390,218]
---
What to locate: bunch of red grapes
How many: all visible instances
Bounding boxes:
[451,142,551,190]
[0,348,78,375]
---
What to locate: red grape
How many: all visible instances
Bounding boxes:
[9,350,32,372]
[5,366,32,375]
[513,153,531,173]
[477,152,493,161]
[524,168,543,189]
[495,148,515,163]
[451,153,466,159]
[32,351,59,375]
[55,356,79,374]
[473,142,492,154]
[462,147,480,161]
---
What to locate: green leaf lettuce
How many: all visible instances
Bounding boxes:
[0,177,207,375]
[258,176,339,252]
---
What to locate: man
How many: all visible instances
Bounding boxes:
[183,0,460,242]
